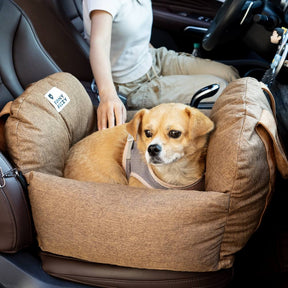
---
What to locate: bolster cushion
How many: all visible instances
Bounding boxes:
[5,72,96,176]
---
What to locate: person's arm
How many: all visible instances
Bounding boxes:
[89,10,127,130]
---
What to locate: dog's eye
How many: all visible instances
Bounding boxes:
[168,130,182,139]
[144,130,153,138]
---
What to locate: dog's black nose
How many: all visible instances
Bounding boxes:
[148,144,162,157]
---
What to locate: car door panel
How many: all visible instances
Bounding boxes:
[151,0,223,51]
[152,0,222,31]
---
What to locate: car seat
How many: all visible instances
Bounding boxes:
[0,0,60,110]
[13,0,93,83]
[0,1,234,287]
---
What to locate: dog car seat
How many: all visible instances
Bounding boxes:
[1,72,230,288]
[3,72,288,287]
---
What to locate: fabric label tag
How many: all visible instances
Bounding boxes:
[45,87,70,112]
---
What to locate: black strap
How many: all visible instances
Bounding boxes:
[0,152,28,193]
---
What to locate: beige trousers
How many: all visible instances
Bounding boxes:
[115,47,239,110]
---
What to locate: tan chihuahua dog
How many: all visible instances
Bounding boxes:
[64,103,214,189]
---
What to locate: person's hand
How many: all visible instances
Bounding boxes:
[97,95,127,130]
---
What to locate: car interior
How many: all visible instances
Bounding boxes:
[0,0,288,288]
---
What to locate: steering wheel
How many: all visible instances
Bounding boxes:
[202,0,263,51]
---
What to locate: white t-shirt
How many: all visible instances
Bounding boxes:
[83,0,153,84]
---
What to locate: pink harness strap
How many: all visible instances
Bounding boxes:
[122,135,205,191]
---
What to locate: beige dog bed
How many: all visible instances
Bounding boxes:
[5,72,288,272]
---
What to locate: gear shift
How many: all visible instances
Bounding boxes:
[190,84,220,108]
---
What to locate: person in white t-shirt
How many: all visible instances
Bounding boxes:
[83,0,239,130]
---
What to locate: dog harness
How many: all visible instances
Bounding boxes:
[122,134,205,190]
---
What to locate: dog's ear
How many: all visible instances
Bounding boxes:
[126,109,148,140]
[185,107,214,138]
